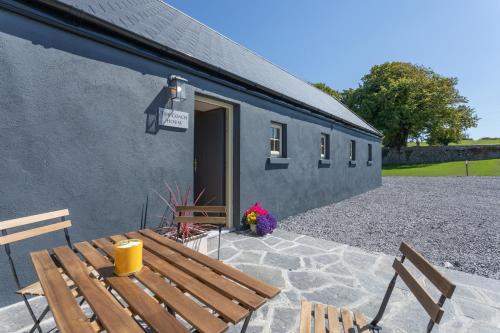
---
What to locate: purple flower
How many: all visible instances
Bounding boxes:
[256,213,278,236]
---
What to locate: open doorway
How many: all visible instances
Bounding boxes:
[194,95,234,227]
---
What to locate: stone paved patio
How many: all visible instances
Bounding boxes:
[1,229,499,333]
[212,230,500,333]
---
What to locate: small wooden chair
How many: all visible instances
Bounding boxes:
[299,242,456,333]
[0,209,74,333]
[174,205,227,259]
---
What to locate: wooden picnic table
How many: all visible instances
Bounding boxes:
[30,229,280,333]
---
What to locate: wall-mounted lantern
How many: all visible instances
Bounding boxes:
[168,75,188,101]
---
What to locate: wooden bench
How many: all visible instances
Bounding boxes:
[299,242,456,333]
[0,209,75,333]
[174,205,227,259]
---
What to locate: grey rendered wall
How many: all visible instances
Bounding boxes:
[0,9,196,307]
[237,101,381,221]
[0,7,381,307]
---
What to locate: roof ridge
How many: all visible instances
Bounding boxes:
[156,1,378,133]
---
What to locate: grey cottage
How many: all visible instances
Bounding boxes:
[0,0,382,307]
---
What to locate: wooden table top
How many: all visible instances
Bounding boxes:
[30,229,280,333]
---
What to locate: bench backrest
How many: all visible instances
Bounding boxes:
[393,242,456,329]
[0,209,71,246]
[174,206,227,226]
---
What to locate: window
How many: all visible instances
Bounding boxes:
[320,133,329,159]
[270,122,282,157]
[349,140,356,161]
[368,144,373,162]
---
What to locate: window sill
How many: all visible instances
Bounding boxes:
[268,157,290,165]
[319,159,331,166]
[367,161,373,166]
[349,160,357,167]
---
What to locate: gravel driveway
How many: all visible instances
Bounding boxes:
[281,177,500,279]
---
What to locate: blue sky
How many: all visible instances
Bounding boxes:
[166,0,499,139]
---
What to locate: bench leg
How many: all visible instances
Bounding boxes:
[240,312,253,333]
[28,304,50,333]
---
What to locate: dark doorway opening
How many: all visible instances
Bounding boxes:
[194,107,226,206]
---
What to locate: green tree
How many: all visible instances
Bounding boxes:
[313,82,342,100]
[340,62,478,148]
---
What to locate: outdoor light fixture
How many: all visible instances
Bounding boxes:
[168,75,188,101]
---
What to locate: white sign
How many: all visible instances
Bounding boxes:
[159,108,189,129]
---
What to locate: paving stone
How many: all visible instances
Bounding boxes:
[288,271,333,291]
[229,251,262,264]
[270,307,299,333]
[233,238,274,252]
[454,298,498,323]
[465,323,500,333]
[283,289,301,306]
[272,229,303,241]
[301,285,369,306]
[343,250,378,271]
[302,257,314,269]
[273,240,296,250]
[283,245,324,256]
[263,236,282,246]
[351,271,390,294]
[263,252,301,270]
[210,247,239,260]
[323,262,352,276]
[312,253,341,267]
[295,235,342,250]
[233,264,285,288]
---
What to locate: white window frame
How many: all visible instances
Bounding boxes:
[320,133,328,159]
[270,122,282,157]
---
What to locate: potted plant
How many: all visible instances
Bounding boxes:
[243,202,277,236]
[153,182,214,254]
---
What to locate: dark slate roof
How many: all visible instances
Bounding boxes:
[47,0,380,135]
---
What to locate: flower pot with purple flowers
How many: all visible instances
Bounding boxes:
[243,202,277,236]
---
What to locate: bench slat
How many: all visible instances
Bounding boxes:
[299,301,311,333]
[53,246,143,333]
[74,242,188,333]
[176,206,226,213]
[393,259,444,323]
[314,303,326,333]
[140,229,280,298]
[0,221,72,245]
[175,216,227,225]
[102,236,248,324]
[341,309,353,333]
[0,209,69,231]
[327,306,340,333]
[400,242,456,298]
[354,311,369,332]
[30,250,94,333]
[126,231,265,310]
[91,238,228,333]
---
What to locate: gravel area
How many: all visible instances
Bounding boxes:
[281,177,500,279]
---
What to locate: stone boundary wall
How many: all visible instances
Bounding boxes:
[382,145,500,165]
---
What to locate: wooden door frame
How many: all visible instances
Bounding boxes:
[194,95,234,228]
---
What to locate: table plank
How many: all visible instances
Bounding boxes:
[126,231,265,310]
[140,229,280,298]
[88,239,228,333]
[299,301,311,333]
[96,236,248,324]
[30,250,94,333]
[52,246,143,333]
[74,242,188,333]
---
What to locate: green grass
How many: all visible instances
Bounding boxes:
[382,158,500,176]
[407,138,500,147]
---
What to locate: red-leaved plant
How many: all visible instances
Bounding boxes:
[154,182,213,240]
